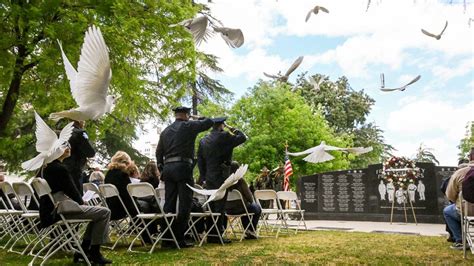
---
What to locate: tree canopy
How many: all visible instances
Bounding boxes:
[200,81,354,184]
[294,73,392,168]
[458,121,474,160]
[0,0,205,171]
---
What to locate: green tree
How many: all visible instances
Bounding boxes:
[414,143,440,165]
[0,1,200,170]
[220,81,352,184]
[458,121,474,160]
[295,73,392,168]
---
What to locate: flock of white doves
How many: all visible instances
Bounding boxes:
[24,1,465,171]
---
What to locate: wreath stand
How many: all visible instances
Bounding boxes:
[389,189,418,225]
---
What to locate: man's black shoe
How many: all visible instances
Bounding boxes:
[161,241,178,249]
[178,241,194,248]
[244,232,258,240]
[207,237,231,244]
[161,240,194,249]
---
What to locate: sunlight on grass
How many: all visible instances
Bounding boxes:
[0,230,471,265]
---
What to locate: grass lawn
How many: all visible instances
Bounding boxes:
[0,230,471,265]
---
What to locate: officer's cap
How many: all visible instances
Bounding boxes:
[211,117,227,124]
[172,106,191,114]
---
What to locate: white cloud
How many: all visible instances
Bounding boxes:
[386,97,474,164]
[431,59,474,81]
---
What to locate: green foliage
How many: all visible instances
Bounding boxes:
[414,143,440,165]
[227,81,352,183]
[458,121,474,160]
[0,1,200,171]
[294,73,392,168]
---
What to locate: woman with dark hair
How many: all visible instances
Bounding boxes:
[140,161,160,188]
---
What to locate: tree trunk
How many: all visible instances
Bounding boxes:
[192,81,198,116]
[0,50,26,135]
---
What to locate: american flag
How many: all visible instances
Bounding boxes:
[283,151,293,191]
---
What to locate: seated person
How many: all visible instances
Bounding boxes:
[140,161,160,189]
[104,151,158,243]
[89,169,105,186]
[225,161,261,239]
[444,148,474,250]
[39,143,111,264]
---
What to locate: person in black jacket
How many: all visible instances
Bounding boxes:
[197,117,247,243]
[104,151,158,244]
[104,151,138,220]
[62,120,95,195]
[40,144,111,264]
[156,106,213,248]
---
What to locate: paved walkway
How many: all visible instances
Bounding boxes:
[285,220,446,237]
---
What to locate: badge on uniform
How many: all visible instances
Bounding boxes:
[83,132,89,139]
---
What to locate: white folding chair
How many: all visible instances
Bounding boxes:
[276,191,307,234]
[8,182,41,254]
[29,178,92,266]
[82,183,103,206]
[254,189,284,238]
[460,192,474,258]
[127,183,179,253]
[0,182,25,249]
[186,184,227,246]
[225,190,256,241]
[99,184,142,250]
[183,185,222,245]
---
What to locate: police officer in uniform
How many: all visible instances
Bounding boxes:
[63,120,95,195]
[156,106,213,248]
[197,117,247,243]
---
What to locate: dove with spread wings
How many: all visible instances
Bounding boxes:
[421,21,448,40]
[380,74,421,92]
[287,141,373,164]
[264,56,304,83]
[187,164,248,206]
[170,15,244,48]
[305,5,329,22]
[49,25,116,122]
[22,111,74,171]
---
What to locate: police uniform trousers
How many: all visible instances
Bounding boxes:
[162,161,194,242]
[63,205,111,245]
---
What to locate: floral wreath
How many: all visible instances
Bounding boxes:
[381,156,420,189]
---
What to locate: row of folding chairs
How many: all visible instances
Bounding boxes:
[0,179,93,265]
[1,180,308,263]
[253,190,307,238]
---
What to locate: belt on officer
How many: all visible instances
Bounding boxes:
[164,156,193,164]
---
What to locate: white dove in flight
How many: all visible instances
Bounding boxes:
[50,25,115,122]
[213,27,244,48]
[305,5,329,22]
[170,16,213,46]
[187,164,248,206]
[264,56,304,83]
[421,21,448,40]
[22,111,74,171]
[287,141,373,164]
[171,15,245,48]
[380,75,421,92]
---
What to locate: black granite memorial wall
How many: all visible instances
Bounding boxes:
[299,163,458,223]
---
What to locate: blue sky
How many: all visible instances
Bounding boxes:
[136,0,473,166]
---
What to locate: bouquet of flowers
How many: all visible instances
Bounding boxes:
[381,156,420,189]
